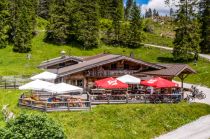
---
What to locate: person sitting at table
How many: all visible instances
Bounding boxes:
[47,97,53,102]
[172,88,181,100]
[147,87,154,94]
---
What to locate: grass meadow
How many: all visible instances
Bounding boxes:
[0,89,210,139]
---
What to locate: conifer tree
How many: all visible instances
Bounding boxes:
[98,0,112,19]
[128,2,143,48]
[153,9,157,17]
[173,0,201,61]
[0,0,10,48]
[37,0,51,19]
[200,0,210,53]
[170,8,174,16]
[112,0,124,43]
[148,8,153,17]
[12,0,37,53]
[46,0,69,43]
[98,0,124,20]
[124,0,133,20]
[74,0,100,49]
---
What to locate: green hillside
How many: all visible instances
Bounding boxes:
[0,28,210,87]
[143,18,174,47]
[0,29,173,76]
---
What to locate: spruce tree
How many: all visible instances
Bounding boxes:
[170,8,174,16]
[46,0,69,43]
[128,2,143,48]
[0,0,10,48]
[98,0,123,20]
[37,0,51,19]
[124,0,133,20]
[112,0,124,43]
[12,0,37,53]
[74,0,100,49]
[200,0,210,53]
[153,9,157,17]
[173,0,201,61]
[98,0,113,19]
[148,8,152,18]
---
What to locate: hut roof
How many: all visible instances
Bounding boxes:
[48,54,163,77]
[141,64,196,76]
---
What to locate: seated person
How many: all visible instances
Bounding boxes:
[47,97,53,102]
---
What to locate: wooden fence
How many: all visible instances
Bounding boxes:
[0,81,20,89]
[18,98,91,112]
[18,93,182,112]
[88,93,182,104]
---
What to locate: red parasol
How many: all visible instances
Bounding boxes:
[95,77,128,89]
[140,77,178,88]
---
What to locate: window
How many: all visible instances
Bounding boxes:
[111,64,117,70]
[124,64,129,70]
[76,80,83,87]
[71,79,83,87]
[59,62,65,68]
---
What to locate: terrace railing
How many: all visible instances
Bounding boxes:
[88,94,181,104]
[18,98,91,112]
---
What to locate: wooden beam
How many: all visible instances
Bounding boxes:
[178,73,189,99]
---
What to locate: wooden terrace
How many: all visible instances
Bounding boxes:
[18,92,181,112]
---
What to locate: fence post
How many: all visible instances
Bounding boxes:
[67,103,70,111]
[126,94,128,103]
[88,93,92,110]
[144,94,146,104]
[5,80,6,89]
[14,80,16,90]
[45,103,47,112]
[107,95,110,104]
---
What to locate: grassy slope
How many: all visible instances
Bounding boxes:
[0,31,172,76]
[143,18,174,47]
[1,31,210,87]
[0,89,210,139]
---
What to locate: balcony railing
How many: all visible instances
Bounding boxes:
[86,70,139,77]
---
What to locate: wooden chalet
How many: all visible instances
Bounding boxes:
[38,53,196,89]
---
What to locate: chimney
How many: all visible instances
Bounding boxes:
[130,51,134,58]
[60,50,66,58]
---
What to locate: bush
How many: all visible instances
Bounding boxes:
[144,24,155,33]
[0,113,66,139]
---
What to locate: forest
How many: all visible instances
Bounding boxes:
[0,0,209,61]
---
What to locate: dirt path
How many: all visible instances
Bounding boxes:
[144,44,210,61]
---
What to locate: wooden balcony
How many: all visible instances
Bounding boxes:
[86,70,139,77]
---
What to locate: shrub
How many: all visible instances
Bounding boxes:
[0,113,66,139]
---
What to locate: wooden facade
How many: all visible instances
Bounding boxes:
[40,54,196,88]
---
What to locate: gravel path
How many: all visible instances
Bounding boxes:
[144,44,210,61]
[156,82,210,139]
[174,81,210,105]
